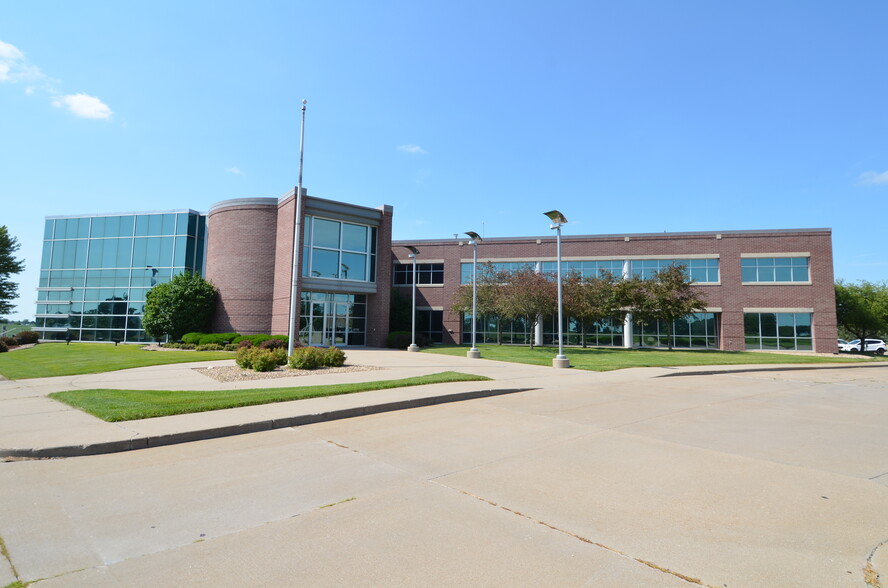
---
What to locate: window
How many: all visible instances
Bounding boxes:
[417,310,444,343]
[744,312,812,350]
[741,257,809,283]
[633,313,719,349]
[460,261,536,284]
[541,260,624,278]
[302,216,377,282]
[631,258,719,283]
[394,263,444,285]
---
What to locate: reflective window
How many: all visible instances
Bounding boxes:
[633,313,718,349]
[744,312,812,350]
[303,216,376,282]
[394,263,444,285]
[741,257,809,282]
[631,258,719,282]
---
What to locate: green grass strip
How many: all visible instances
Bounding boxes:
[0,343,235,380]
[49,371,491,422]
[422,344,885,371]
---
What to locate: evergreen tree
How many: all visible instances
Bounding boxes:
[0,226,25,319]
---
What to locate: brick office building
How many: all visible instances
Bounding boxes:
[206,190,393,348]
[391,228,838,353]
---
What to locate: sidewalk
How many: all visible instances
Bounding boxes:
[1,349,882,458]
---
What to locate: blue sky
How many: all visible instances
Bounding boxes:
[1,1,886,320]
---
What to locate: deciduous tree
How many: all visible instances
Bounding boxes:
[562,270,627,348]
[0,226,25,319]
[835,280,888,350]
[627,264,708,350]
[494,267,556,349]
[143,272,217,341]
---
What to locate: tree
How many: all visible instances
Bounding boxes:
[835,280,888,349]
[494,267,556,349]
[0,226,25,319]
[562,270,627,348]
[450,262,503,343]
[143,272,217,340]
[628,264,708,351]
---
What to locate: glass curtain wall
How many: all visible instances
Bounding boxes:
[302,216,377,282]
[36,212,206,342]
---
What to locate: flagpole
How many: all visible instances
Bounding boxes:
[287,99,307,356]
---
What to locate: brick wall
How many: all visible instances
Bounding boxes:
[392,229,838,353]
[205,200,278,334]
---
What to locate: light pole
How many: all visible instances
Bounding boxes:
[544,210,570,368]
[287,99,307,356]
[465,231,482,359]
[404,246,420,352]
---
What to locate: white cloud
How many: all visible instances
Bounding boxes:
[52,93,112,119]
[397,144,428,155]
[0,40,44,83]
[2,39,113,120]
[857,171,888,186]
[226,167,242,174]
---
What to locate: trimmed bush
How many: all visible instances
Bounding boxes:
[0,341,7,353]
[223,343,238,352]
[181,332,203,345]
[236,347,287,371]
[16,331,40,345]
[195,343,224,351]
[322,346,347,367]
[235,347,255,369]
[1,336,17,347]
[250,349,279,372]
[258,338,285,350]
[237,339,253,349]
[199,332,239,346]
[289,346,325,370]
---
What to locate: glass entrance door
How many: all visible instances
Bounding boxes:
[299,292,367,347]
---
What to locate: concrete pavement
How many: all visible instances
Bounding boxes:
[2,350,888,586]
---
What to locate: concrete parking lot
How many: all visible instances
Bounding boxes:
[1,354,887,587]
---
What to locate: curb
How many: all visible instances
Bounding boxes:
[1,387,535,459]
[655,363,888,378]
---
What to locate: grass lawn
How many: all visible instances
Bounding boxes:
[0,343,235,380]
[49,371,491,421]
[422,344,886,371]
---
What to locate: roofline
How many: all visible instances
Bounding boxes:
[393,227,833,245]
[46,209,204,220]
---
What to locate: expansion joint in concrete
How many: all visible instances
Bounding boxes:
[437,483,719,588]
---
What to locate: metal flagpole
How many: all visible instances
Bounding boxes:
[287,100,307,356]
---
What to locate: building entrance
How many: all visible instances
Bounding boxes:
[299,291,367,347]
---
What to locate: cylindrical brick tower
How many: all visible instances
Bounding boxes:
[205,198,278,334]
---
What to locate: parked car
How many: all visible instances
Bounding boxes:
[839,338,887,354]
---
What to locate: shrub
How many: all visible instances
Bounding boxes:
[195,343,224,351]
[250,349,280,372]
[181,332,203,345]
[223,343,238,352]
[386,331,430,349]
[0,341,7,353]
[16,331,40,345]
[237,339,253,349]
[179,343,195,350]
[289,346,325,370]
[322,346,347,367]
[259,338,285,350]
[199,332,239,346]
[235,347,256,369]
[1,336,17,347]
[162,342,181,349]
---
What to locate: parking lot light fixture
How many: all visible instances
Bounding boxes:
[465,231,482,359]
[544,210,570,368]
[404,246,421,352]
